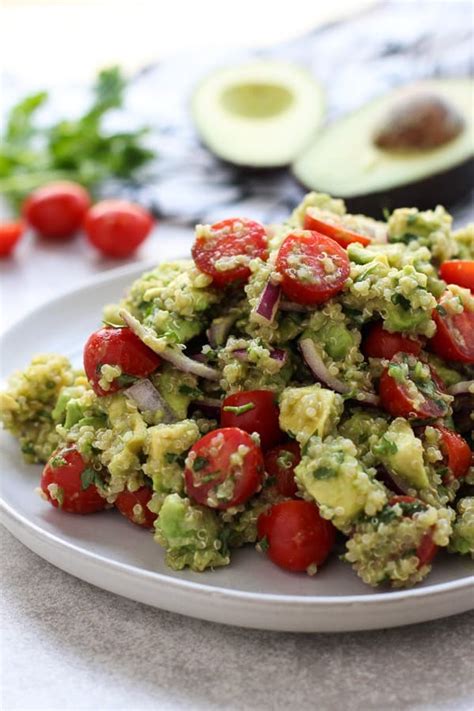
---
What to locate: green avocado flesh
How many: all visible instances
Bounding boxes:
[293,79,474,213]
[192,60,325,168]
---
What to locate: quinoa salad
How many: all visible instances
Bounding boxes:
[1,192,473,589]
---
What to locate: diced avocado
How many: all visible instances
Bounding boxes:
[279,385,343,446]
[192,60,325,168]
[293,78,474,216]
[296,435,387,531]
[387,205,456,263]
[154,494,230,571]
[143,420,200,495]
[376,418,430,491]
[318,322,355,360]
[153,364,200,420]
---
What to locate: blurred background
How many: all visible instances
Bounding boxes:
[1,0,473,326]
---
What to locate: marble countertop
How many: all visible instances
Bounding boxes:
[1,227,474,711]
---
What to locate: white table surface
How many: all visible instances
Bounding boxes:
[1,226,474,711]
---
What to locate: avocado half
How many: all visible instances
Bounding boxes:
[292,78,474,216]
[192,61,325,168]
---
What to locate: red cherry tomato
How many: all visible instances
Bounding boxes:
[430,306,474,364]
[303,208,371,248]
[440,261,474,291]
[191,218,268,287]
[115,485,157,529]
[257,500,335,573]
[23,181,90,238]
[83,327,161,396]
[388,496,437,567]
[434,425,471,482]
[41,446,107,514]
[0,220,24,257]
[184,427,264,510]
[362,322,422,359]
[275,231,350,306]
[379,355,449,420]
[221,390,283,451]
[84,200,153,258]
[264,442,301,497]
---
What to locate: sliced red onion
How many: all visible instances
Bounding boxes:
[299,338,350,394]
[120,309,219,381]
[251,279,281,325]
[125,379,176,422]
[190,397,222,419]
[353,391,381,407]
[376,467,408,495]
[448,380,474,396]
[231,347,287,368]
[279,301,312,313]
[206,315,236,348]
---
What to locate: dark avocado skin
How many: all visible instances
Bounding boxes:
[293,156,474,219]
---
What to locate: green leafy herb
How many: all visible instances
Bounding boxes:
[193,456,209,472]
[164,452,186,467]
[258,536,269,553]
[80,467,101,490]
[313,465,336,480]
[436,304,448,317]
[50,454,68,469]
[115,373,138,388]
[201,471,221,483]
[178,384,202,398]
[388,232,419,245]
[373,436,398,457]
[0,66,155,210]
[222,402,255,416]
[391,293,411,311]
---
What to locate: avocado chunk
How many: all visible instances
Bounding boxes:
[192,60,324,168]
[293,78,474,216]
[279,384,343,446]
[295,435,387,531]
[376,418,430,491]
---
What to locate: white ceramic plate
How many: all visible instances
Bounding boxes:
[1,262,473,632]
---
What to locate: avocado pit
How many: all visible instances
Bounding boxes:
[374,92,465,151]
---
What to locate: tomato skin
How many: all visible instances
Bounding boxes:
[184,427,264,510]
[23,181,90,238]
[191,218,268,287]
[41,447,106,514]
[221,390,283,451]
[264,442,301,497]
[115,486,157,529]
[303,209,371,248]
[275,231,350,306]
[440,261,474,291]
[83,327,161,396]
[379,358,448,420]
[430,307,474,364]
[362,322,422,359]
[257,500,335,572]
[0,221,24,257]
[434,425,471,482]
[84,200,153,257]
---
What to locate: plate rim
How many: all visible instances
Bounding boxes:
[1,260,473,628]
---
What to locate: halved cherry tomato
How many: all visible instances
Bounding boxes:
[191,218,268,287]
[275,231,350,305]
[440,261,474,291]
[379,354,449,420]
[84,200,154,257]
[264,442,301,497]
[221,390,283,451]
[434,425,471,483]
[430,306,474,364]
[303,208,371,248]
[0,220,24,257]
[115,485,157,529]
[23,181,90,238]
[184,427,264,510]
[41,446,107,514]
[362,321,422,359]
[83,327,161,396]
[257,500,335,573]
[388,496,437,567]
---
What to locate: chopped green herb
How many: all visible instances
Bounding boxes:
[313,466,336,480]
[178,384,202,398]
[80,467,100,490]
[373,435,398,457]
[193,456,209,472]
[165,452,186,467]
[258,536,269,553]
[115,373,138,388]
[50,454,67,469]
[391,293,411,311]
